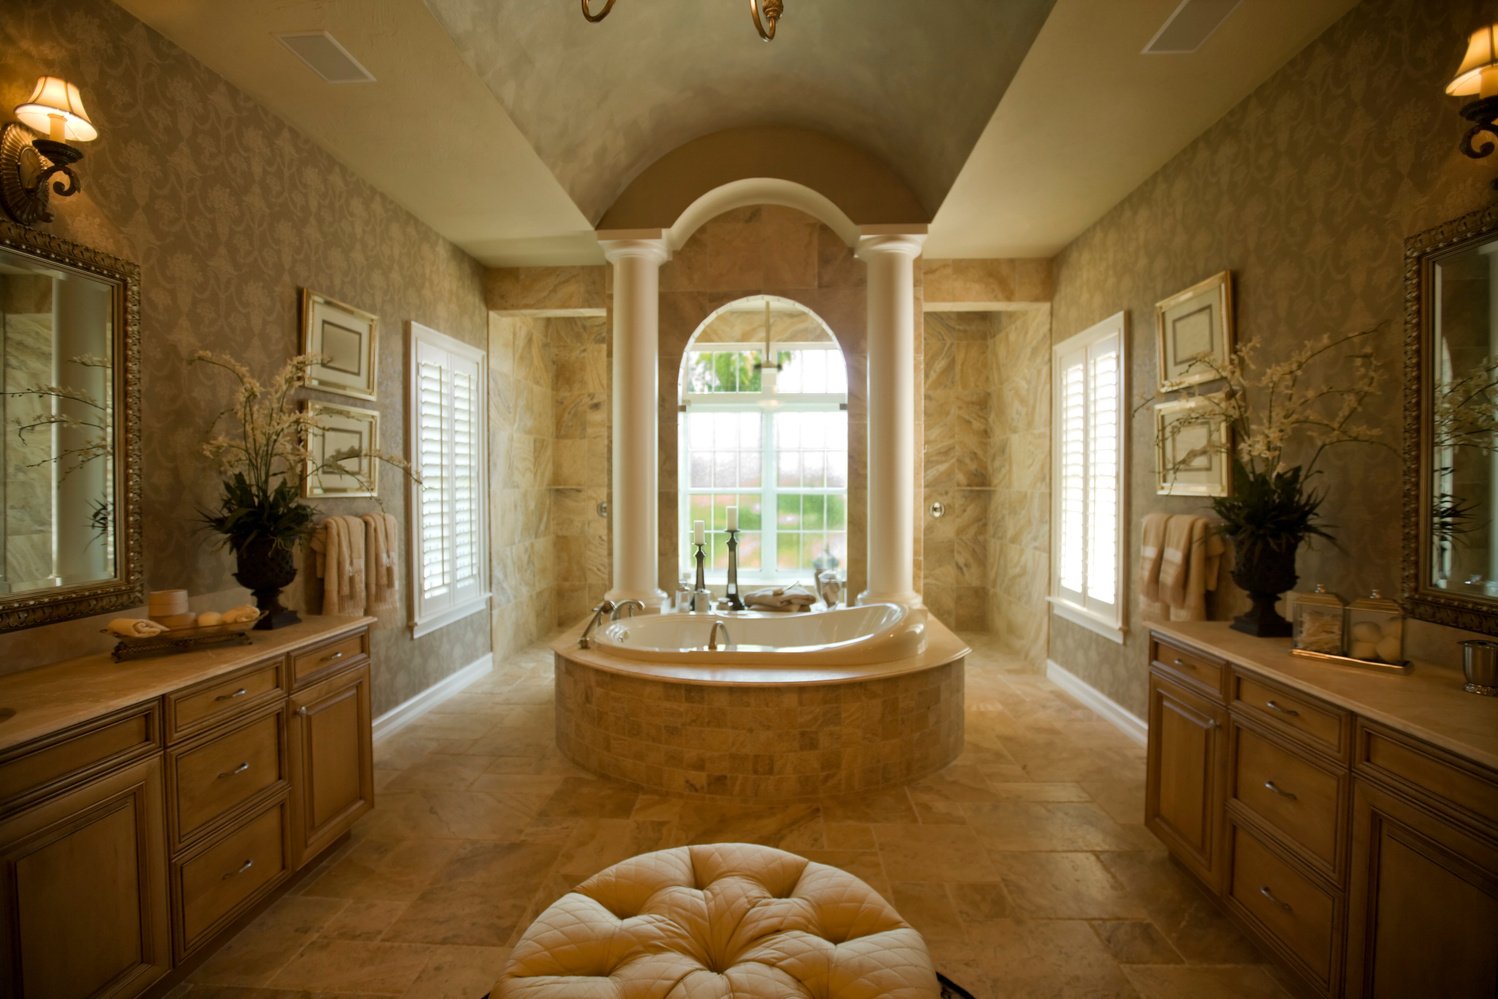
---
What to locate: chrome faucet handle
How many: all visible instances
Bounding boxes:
[612,599,645,620]
[578,599,618,649]
[707,620,731,651]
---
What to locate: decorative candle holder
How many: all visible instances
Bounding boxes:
[724,528,746,611]
[691,542,712,612]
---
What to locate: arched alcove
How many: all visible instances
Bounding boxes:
[674,295,850,592]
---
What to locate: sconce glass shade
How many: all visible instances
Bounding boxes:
[14,76,97,142]
[1449,25,1498,97]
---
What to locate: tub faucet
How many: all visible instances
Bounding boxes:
[708,620,731,651]
[612,599,644,620]
[578,599,616,649]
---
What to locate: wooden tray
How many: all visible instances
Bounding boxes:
[106,613,264,663]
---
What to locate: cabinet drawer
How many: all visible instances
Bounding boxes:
[0,704,159,812]
[1232,723,1345,876]
[1357,722,1498,830]
[176,797,288,955]
[171,709,285,846]
[1228,823,1339,987]
[1232,673,1348,761]
[1151,635,1226,697]
[166,658,284,743]
[290,631,368,687]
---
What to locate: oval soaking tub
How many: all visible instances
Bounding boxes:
[553,604,968,800]
[594,603,924,666]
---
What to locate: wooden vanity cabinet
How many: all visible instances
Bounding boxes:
[0,756,171,999]
[1146,627,1498,998]
[288,660,372,867]
[0,619,374,997]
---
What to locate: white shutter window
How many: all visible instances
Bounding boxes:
[408,322,489,637]
[1050,312,1127,642]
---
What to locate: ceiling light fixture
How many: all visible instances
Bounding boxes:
[0,76,98,227]
[1449,23,1498,158]
[581,0,783,41]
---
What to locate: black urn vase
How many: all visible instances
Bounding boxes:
[233,537,301,630]
[1228,538,1298,637]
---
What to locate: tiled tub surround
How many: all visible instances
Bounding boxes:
[553,618,968,799]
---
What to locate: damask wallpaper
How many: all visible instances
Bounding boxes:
[1048,0,1498,715]
[0,0,490,712]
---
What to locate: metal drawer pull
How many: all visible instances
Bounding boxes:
[1265,699,1300,717]
[1258,885,1292,911]
[223,858,254,880]
[1172,657,1193,669]
[1263,779,1297,800]
[215,688,248,702]
[218,761,250,779]
[320,650,346,664]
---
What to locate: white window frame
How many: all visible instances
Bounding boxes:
[1049,311,1128,643]
[407,321,489,638]
[678,342,849,585]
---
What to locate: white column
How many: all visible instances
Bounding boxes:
[856,229,926,608]
[600,232,671,609]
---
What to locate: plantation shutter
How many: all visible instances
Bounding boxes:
[409,323,488,635]
[1050,313,1126,638]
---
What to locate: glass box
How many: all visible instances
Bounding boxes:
[1347,590,1405,664]
[1291,585,1346,654]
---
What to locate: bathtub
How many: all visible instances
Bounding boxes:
[593,603,925,666]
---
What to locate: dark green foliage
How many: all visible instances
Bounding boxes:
[1211,459,1336,564]
[198,471,315,554]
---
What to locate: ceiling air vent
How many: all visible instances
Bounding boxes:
[276,31,376,84]
[1142,0,1242,54]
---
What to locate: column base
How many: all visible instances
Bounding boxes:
[856,589,924,609]
[605,587,668,612]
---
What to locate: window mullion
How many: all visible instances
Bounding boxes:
[760,407,777,581]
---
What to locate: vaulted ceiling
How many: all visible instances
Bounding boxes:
[112,0,1358,265]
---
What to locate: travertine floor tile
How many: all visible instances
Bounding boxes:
[186,630,1283,997]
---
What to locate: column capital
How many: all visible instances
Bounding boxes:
[598,229,671,264]
[855,226,927,261]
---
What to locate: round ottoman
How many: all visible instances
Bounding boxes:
[494,843,941,998]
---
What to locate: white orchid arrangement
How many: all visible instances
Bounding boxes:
[1432,354,1498,452]
[1151,327,1388,561]
[193,350,414,553]
[4,352,113,479]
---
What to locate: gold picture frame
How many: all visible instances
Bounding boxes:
[1155,270,1233,392]
[1155,396,1230,497]
[305,402,380,498]
[302,289,378,400]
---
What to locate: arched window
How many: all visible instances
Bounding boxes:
[678,297,848,585]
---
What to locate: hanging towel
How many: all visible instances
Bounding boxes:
[339,515,367,617]
[1159,515,1198,609]
[1170,517,1225,622]
[361,511,399,611]
[1139,513,1170,621]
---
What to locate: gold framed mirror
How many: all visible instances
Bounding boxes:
[0,219,141,631]
[1404,203,1498,634]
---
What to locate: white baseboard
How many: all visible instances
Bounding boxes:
[373,653,493,743]
[1045,658,1148,746]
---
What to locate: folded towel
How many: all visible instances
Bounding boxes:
[109,618,166,638]
[745,585,817,612]
[222,604,260,624]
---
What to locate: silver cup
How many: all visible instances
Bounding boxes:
[1460,639,1498,696]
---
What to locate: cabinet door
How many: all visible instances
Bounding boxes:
[0,756,170,999]
[288,664,373,867]
[1146,669,1227,891]
[1345,778,1498,998]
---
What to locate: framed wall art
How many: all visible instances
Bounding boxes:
[302,289,378,400]
[1154,396,1230,497]
[305,402,380,498]
[1155,270,1232,392]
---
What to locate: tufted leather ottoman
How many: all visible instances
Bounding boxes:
[493,842,941,998]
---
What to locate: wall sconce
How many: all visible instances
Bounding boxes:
[0,76,98,226]
[1449,25,1498,158]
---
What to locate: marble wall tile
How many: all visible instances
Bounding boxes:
[484,266,608,314]
[923,259,1054,309]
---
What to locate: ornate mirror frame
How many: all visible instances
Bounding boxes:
[1402,203,1498,635]
[0,219,142,632]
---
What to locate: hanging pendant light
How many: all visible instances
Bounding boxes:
[581,0,783,41]
[755,298,782,372]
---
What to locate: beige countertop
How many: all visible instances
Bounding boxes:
[0,616,374,755]
[1151,620,1498,772]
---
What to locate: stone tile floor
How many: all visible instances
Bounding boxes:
[170,632,1290,998]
